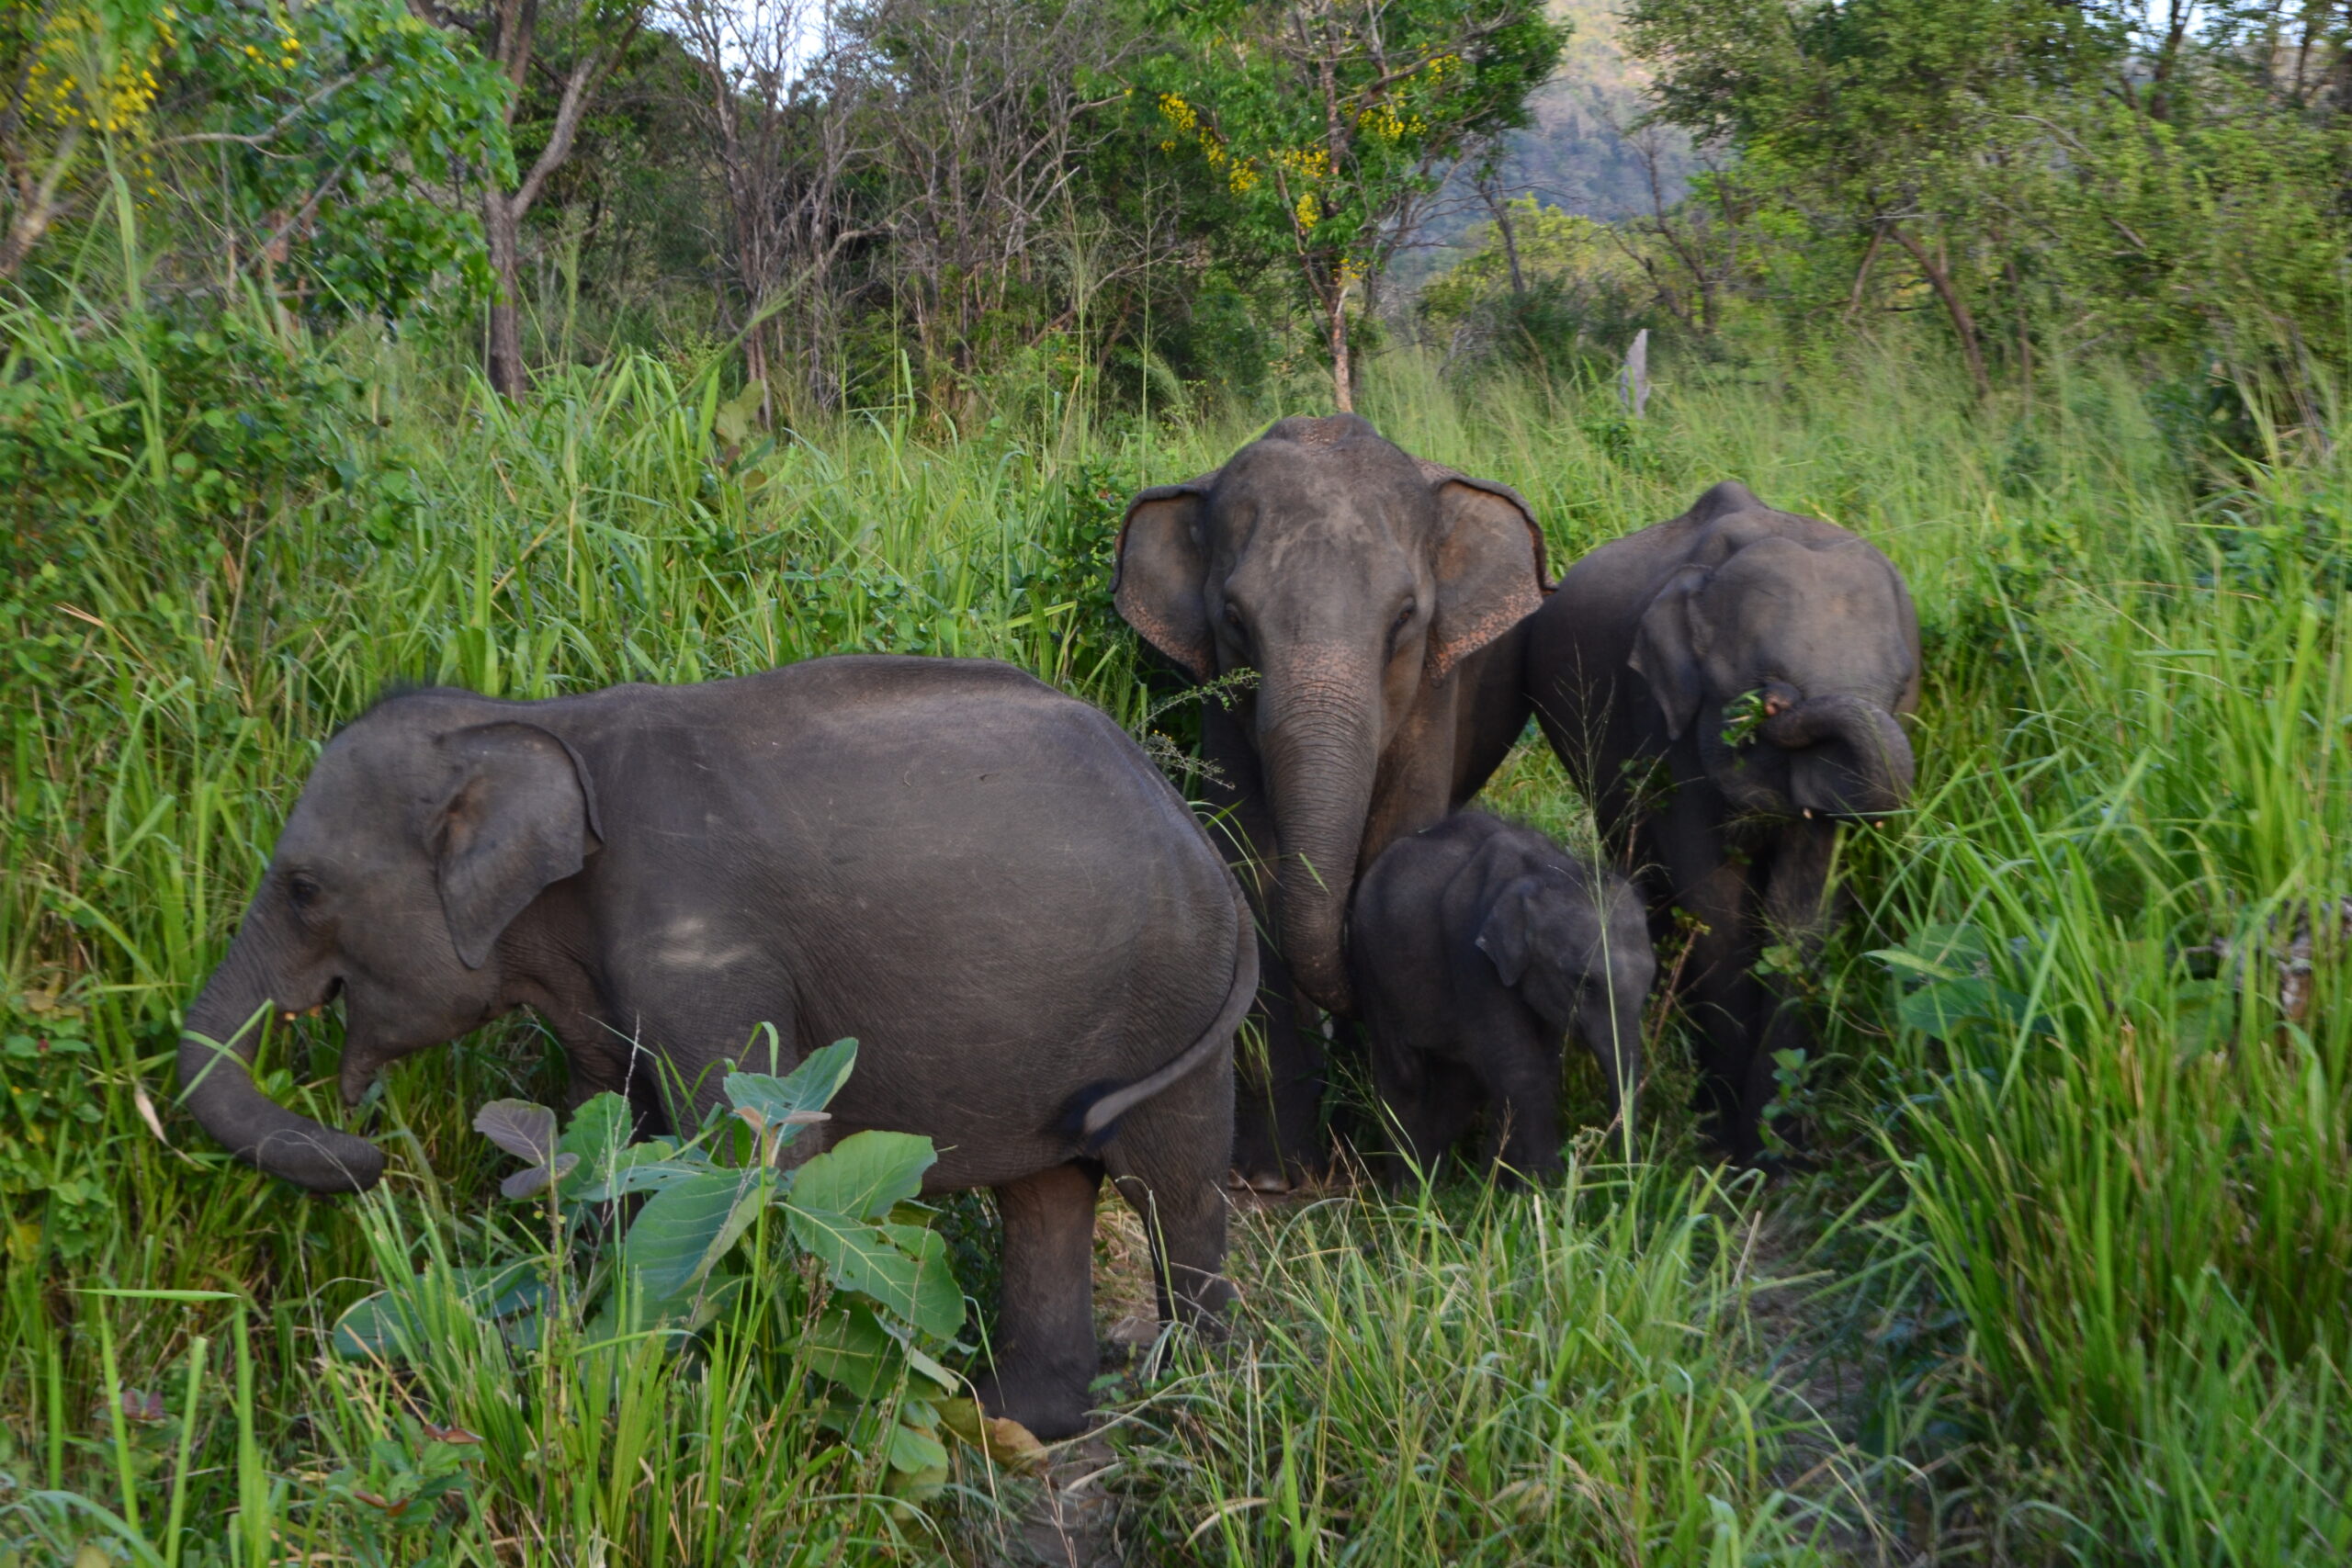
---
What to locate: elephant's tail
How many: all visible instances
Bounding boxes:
[1060,888,1259,1155]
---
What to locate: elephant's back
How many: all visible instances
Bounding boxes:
[725,660,1238,1124]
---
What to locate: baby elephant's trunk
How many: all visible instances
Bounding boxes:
[1759,693,1914,819]
[177,928,384,1193]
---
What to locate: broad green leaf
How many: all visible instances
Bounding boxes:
[799,1300,898,1399]
[331,1290,414,1359]
[1896,976,1996,1038]
[447,1262,547,1320]
[880,1222,966,1338]
[585,1157,707,1201]
[904,1344,963,1398]
[1866,946,1964,982]
[500,1151,579,1201]
[727,1038,858,1150]
[475,1099,557,1163]
[887,1419,950,1475]
[621,1169,768,1298]
[788,1204,926,1325]
[557,1091,636,1191]
[791,1130,936,1222]
[332,1262,544,1359]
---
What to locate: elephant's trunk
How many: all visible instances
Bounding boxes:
[177,925,384,1193]
[1260,679,1378,1018]
[1758,693,1914,818]
[1577,985,1644,1140]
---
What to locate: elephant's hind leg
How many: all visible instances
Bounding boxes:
[978,1162,1102,1441]
[1106,1057,1238,1335]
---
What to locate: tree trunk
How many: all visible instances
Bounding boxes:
[1489,185,1525,296]
[483,188,526,397]
[1890,224,1989,399]
[1841,225,1885,323]
[1327,282,1353,413]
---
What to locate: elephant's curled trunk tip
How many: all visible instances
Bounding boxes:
[178,989,386,1194]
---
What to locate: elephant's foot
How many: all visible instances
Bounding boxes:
[988,1163,1103,1444]
[970,1368,1093,1444]
[1227,1163,1295,1195]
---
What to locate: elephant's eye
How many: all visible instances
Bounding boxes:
[1388,601,1417,649]
[286,871,322,911]
[1223,601,1250,644]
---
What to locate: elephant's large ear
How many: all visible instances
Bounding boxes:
[1628,564,1712,740]
[433,722,604,969]
[1113,477,1217,682]
[1423,465,1549,681]
[1474,876,1541,987]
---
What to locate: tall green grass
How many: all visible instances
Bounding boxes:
[5,264,2349,1563]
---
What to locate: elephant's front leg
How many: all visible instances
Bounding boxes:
[1472,1023,1564,1187]
[1646,785,1773,1161]
[1741,818,1844,1150]
[978,1162,1103,1441]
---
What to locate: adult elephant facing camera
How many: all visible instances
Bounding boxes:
[1525,481,1920,1161]
[175,656,1255,1441]
[1114,414,1549,1189]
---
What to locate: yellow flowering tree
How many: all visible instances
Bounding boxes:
[1138,0,1564,409]
[2,0,173,275]
[2,0,513,317]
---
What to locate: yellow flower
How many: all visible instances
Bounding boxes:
[1295,191,1319,227]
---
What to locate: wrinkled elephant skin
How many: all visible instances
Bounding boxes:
[1525,482,1921,1160]
[1114,414,1549,1188]
[1351,811,1655,1186]
[175,656,1257,1440]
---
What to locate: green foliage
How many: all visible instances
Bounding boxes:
[0,299,362,581]
[1119,1158,1856,1562]
[1418,197,1650,376]
[1134,0,1566,392]
[2,0,509,315]
[165,0,513,319]
[0,998,107,1266]
[1623,0,2352,394]
[333,1040,969,1514]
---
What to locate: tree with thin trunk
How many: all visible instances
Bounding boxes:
[665,0,870,418]
[1138,0,1563,412]
[411,0,648,396]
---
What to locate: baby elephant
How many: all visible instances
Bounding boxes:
[1351,811,1656,1185]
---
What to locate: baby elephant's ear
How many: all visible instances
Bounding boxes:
[433,722,604,969]
[1474,876,1542,987]
[1627,564,1713,740]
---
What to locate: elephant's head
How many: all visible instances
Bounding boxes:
[1476,865,1655,1133]
[1629,484,1919,822]
[176,694,601,1191]
[1114,414,1546,1014]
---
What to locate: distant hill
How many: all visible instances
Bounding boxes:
[1384,0,1694,305]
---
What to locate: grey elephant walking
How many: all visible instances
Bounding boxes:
[1114,413,1548,1188]
[175,655,1255,1439]
[1351,810,1655,1186]
[1525,482,1920,1160]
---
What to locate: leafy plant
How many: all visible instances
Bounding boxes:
[332,1037,972,1498]
[0,996,108,1266]
[1717,686,1769,749]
